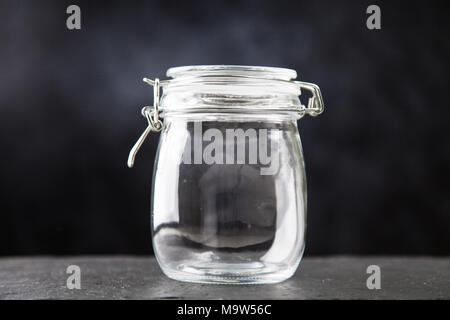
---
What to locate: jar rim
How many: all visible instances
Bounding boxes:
[166,65,297,81]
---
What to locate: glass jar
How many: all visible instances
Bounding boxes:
[128,65,324,284]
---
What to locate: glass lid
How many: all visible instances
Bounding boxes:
[166,65,297,81]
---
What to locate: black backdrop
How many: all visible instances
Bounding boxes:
[0,0,449,256]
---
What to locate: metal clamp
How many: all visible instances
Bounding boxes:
[127,78,164,168]
[295,81,325,117]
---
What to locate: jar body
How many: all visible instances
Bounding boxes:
[152,117,307,284]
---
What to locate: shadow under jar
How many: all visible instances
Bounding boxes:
[128,65,324,284]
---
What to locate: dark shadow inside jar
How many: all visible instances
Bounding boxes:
[175,121,283,259]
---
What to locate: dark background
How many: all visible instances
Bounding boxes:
[0,0,449,256]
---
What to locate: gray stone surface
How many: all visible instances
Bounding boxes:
[0,256,449,300]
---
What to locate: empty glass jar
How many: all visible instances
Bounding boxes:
[128,65,324,284]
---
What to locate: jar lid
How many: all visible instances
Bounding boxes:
[141,65,323,120]
[166,65,297,82]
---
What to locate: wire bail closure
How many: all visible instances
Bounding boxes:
[127,78,163,168]
[295,81,325,117]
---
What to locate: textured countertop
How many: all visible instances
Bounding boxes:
[0,256,449,300]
